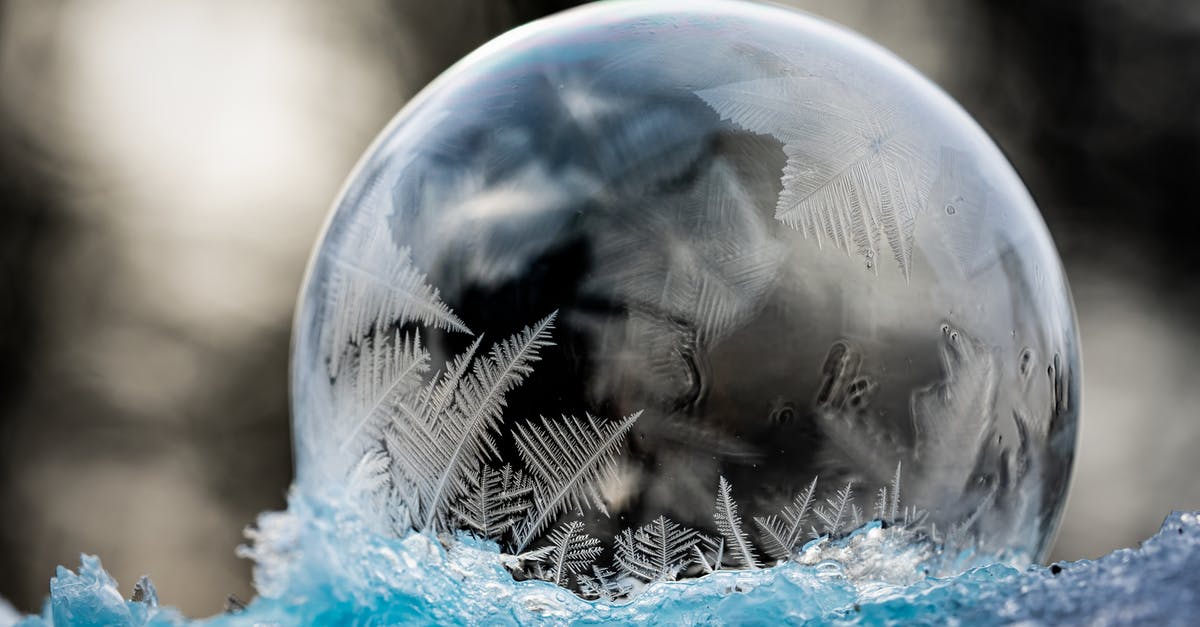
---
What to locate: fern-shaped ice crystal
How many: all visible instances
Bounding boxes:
[696,77,937,279]
[815,480,856,536]
[337,329,430,452]
[713,476,761,569]
[347,446,391,498]
[754,475,818,560]
[449,462,532,541]
[534,520,603,588]
[387,313,556,531]
[613,516,701,582]
[692,536,725,574]
[512,411,642,551]
[324,220,469,372]
[873,461,903,523]
[577,565,632,602]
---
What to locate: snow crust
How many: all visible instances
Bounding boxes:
[12,494,1200,626]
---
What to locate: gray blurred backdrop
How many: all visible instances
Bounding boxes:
[1,0,1198,617]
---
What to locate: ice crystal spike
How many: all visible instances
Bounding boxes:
[816,481,856,536]
[714,477,761,569]
[291,0,1081,600]
[693,536,726,574]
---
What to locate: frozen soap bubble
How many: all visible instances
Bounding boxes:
[291,0,1079,598]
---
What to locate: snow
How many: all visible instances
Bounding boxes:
[12,494,1200,626]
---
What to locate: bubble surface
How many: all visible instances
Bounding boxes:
[291,0,1079,598]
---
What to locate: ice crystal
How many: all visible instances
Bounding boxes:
[696,77,937,279]
[755,476,819,560]
[450,463,532,542]
[512,411,641,551]
[530,520,602,588]
[712,476,762,570]
[613,516,702,583]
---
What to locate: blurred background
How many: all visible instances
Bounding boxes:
[1,0,1197,616]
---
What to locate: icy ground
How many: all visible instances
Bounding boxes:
[10,494,1200,626]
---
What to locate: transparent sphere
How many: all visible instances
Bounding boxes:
[292,0,1079,596]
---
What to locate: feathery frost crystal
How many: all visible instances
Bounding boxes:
[291,0,1080,600]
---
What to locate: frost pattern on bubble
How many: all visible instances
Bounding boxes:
[290,0,1080,599]
[309,229,935,597]
[697,77,937,278]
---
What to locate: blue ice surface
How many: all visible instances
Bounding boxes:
[13,492,1200,626]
